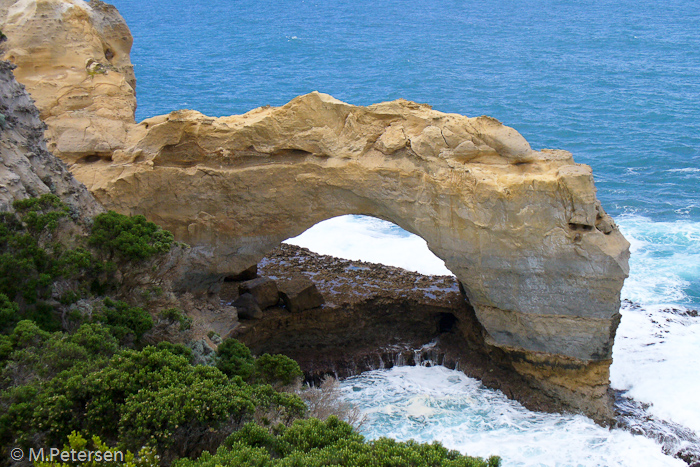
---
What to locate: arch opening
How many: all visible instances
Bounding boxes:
[226,214,476,386]
[283,214,453,277]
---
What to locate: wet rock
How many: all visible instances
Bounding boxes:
[233,293,263,320]
[278,276,325,313]
[615,391,700,466]
[239,277,279,309]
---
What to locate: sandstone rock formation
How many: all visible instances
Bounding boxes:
[0,60,102,216]
[0,0,630,423]
[0,0,136,164]
[237,244,609,419]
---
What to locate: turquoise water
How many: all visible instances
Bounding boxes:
[106,0,700,464]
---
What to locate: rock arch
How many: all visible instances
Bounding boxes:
[77,92,628,422]
[1,0,629,422]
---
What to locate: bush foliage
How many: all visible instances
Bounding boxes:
[174,417,501,467]
[98,297,153,342]
[0,197,499,466]
[253,353,304,389]
[216,337,255,380]
[0,197,177,333]
[160,307,192,331]
[89,210,174,260]
[35,431,160,467]
[0,333,307,461]
[0,195,94,331]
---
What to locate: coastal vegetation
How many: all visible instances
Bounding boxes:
[0,195,500,466]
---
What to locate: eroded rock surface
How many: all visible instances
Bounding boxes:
[0,60,103,215]
[1,0,630,422]
[0,0,136,164]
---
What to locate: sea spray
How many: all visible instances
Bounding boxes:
[291,214,700,465]
[340,366,686,467]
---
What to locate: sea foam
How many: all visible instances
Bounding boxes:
[340,366,685,467]
[292,214,700,464]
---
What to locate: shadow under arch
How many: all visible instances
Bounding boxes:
[229,214,478,391]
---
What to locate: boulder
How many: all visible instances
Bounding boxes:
[233,293,263,320]
[239,277,279,309]
[225,264,258,282]
[278,277,325,313]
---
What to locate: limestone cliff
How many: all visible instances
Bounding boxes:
[0,0,630,423]
[0,60,102,216]
[0,0,136,164]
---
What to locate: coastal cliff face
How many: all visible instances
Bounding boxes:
[237,243,611,420]
[0,60,102,216]
[0,0,630,422]
[0,0,136,163]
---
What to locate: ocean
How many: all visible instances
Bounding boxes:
[107,0,700,465]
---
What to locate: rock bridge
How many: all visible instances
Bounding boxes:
[1,0,629,423]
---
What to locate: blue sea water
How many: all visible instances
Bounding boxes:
[112,0,700,305]
[106,0,700,464]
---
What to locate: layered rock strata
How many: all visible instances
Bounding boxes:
[0,60,102,215]
[1,0,630,422]
[0,0,136,164]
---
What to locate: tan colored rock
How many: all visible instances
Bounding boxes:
[1,0,631,423]
[0,0,136,164]
[0,61,103,216]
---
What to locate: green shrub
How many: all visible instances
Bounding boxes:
[249,384,306,427]
[56,247,94,276]
[0,321,112,390]
[12,194,69,233]
[177,417,501,467]
[0,199,100,330]
[97,298,153,342]
[89,211,174,261]
[223,422,277,452]
[34,431,160,467]
[216,338,255,380]
[160,307,192,331]
[9,319,50,348]
[253,353,303,389]
[0,293,19,332]
[69,322,119,356]
[156,341,193,361]
[0,344,309,461]
[0,334,11,365]
[118,375,257,455]
[0,228,54,304]
[0,197,175,335]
